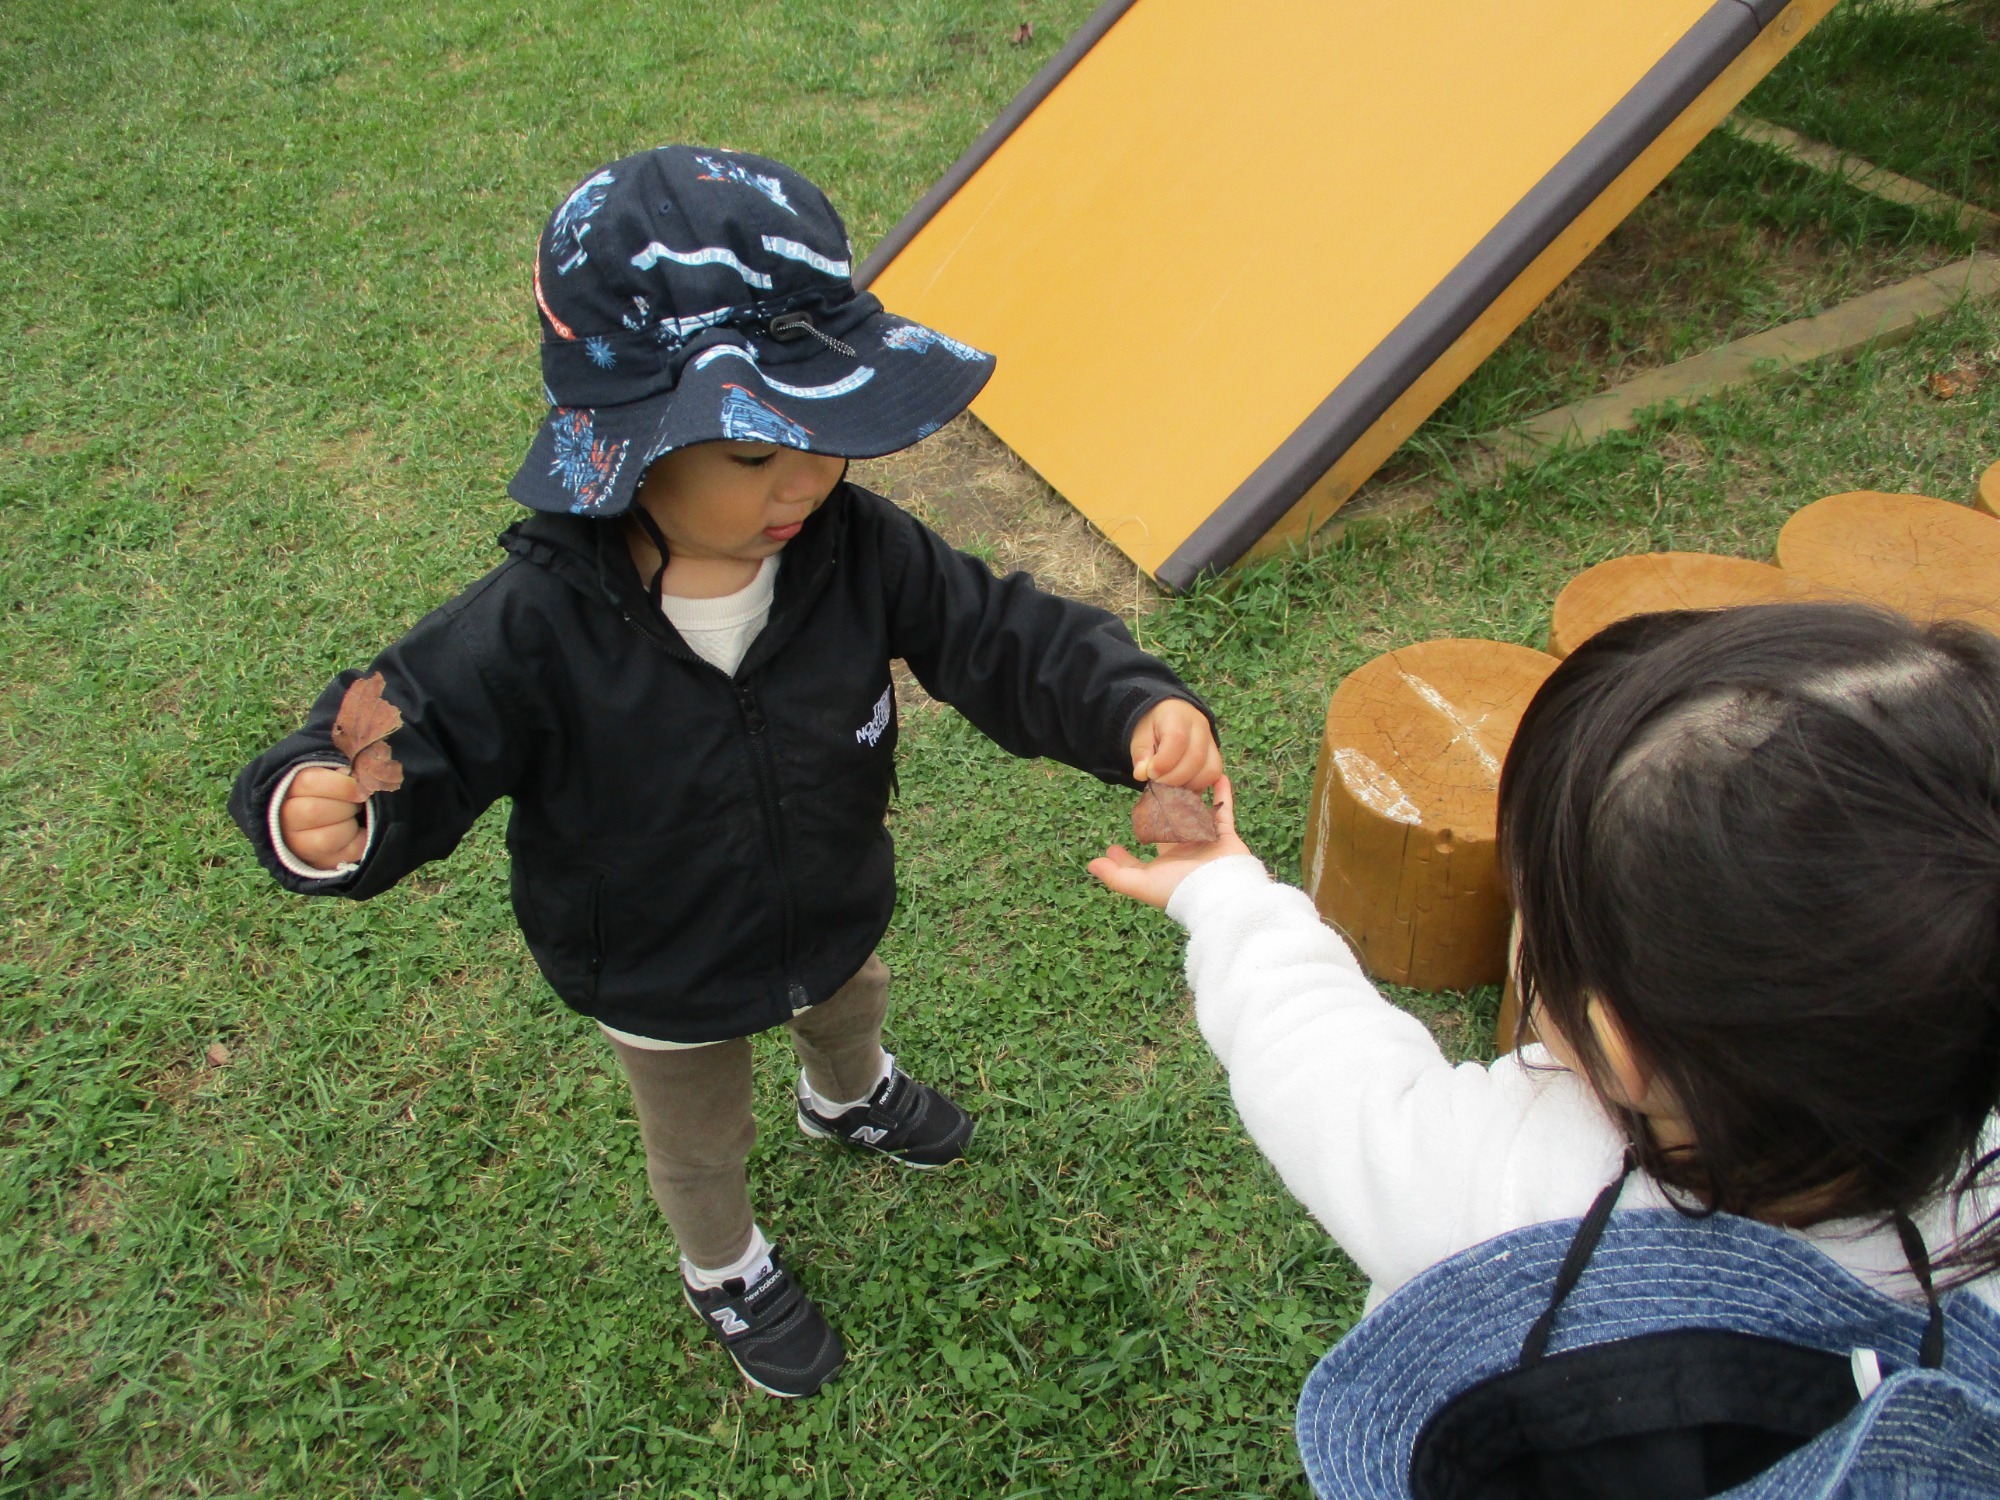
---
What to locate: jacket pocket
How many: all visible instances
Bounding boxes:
[784,761,895,963]
[511,863,606,1008]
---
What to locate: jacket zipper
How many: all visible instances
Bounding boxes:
[584,872,606,1004]
[732,682,798,983]
[611,607,800,998]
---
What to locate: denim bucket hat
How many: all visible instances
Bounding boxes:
[509,145,994,517]
[1296,1177,2000,1500]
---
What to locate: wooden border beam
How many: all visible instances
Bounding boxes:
[1725,115,2000,241]
[1322,253,2000,546]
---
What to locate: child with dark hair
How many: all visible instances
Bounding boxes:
[232,146,1219,1399]
[1092,603,2000,1492]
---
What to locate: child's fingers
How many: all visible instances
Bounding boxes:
[1173,731,1224,791]
[290,767,366,803]
[306,825,368,869]
[1146,718,1194,784]
[1096,843,1143,870]
[1087,846,1166,907]
[1211,775,1237,835]
[289,819,367,872]
[282,795,365,832]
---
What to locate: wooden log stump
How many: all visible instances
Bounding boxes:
[1978,460,1999,519]
[1776,491,2000,633]
[1303,639,1559,993]
[1548,551,1815,658]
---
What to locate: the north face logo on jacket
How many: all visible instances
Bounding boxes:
[855,687,891,747]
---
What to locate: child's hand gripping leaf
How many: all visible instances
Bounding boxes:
[1131,781,1218,845]
[331,672,406,796]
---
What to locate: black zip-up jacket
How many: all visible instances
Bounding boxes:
[230,482,1210,1043]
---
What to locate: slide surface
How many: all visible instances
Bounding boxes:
[861,0,1832,588]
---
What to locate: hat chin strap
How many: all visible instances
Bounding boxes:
[626,504,672,611]
[1520,1154,1947,1373]
[1893,1210,1946,1370]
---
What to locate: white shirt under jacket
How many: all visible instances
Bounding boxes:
[1163,855,2000,1314]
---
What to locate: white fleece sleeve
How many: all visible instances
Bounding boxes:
[1166,856,1633,1302]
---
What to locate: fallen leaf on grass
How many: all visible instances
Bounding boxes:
[1926,367,1980,400]
[1132,782,1218,844]
[1010,22,1033,43]
[332,672,405,796]
[205,1042,231,1067]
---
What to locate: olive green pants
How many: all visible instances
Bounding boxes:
[605,954,890,1270]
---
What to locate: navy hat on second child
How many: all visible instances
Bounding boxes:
[508,145,994,518]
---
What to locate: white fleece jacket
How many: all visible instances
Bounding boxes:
[1165,855,2000,1313]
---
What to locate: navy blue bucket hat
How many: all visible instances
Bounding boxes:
[1297,1186,2000,1498]
[510,145,995,517]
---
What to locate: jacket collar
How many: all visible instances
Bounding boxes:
[497,485,848,672]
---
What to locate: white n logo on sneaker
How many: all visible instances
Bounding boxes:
[712,1308,749,1336]
[851,1126,888,1145]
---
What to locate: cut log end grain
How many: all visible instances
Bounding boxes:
[1548,551,1816,659]
[1302,639,1558,993]
[1978,461,1999,519]
[1776,491,2000,635]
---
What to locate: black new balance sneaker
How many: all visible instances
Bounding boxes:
[795,1064,975,1169]
[682,1249,844,1398]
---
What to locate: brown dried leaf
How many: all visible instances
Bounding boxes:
[1010,21,1033,43]
[1926,366,1979,400]
[351,738,405,797]
[331,672,403,760]
[205,1042,231,1067]
[1131,782,1218,845]
[333,672,406,795]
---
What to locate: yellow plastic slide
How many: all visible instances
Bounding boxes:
[861,0,1835,589]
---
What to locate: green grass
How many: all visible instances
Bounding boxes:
[4,1,1998,1495]
[1750,0,2000,212]
[1426,0,1990,442]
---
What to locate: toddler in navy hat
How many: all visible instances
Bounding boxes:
[230,146,1221,1398]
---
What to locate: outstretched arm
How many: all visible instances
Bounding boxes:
[231,590,537,899]
[1090,783,1626,1299]
[877,496,1218,787]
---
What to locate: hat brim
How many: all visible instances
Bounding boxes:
[1295,1209,1994,1499]
[508,312,994,516]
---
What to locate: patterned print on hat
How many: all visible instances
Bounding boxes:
[627,241,774,289]
[688,343,875,399]
[760,236,849,279]
[692,154,797,214]
[550,170,616,275]
[719,384,812,448]
[548,408,629,514]
[880,324,989,362]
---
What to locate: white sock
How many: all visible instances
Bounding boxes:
[804,1050,894,1117]
[683,1224,773,1290]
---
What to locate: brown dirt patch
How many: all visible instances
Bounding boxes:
[17,430,88,458]
[849,413,1157,620]
[313,427,415,524]
[62,1170,125,1242]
